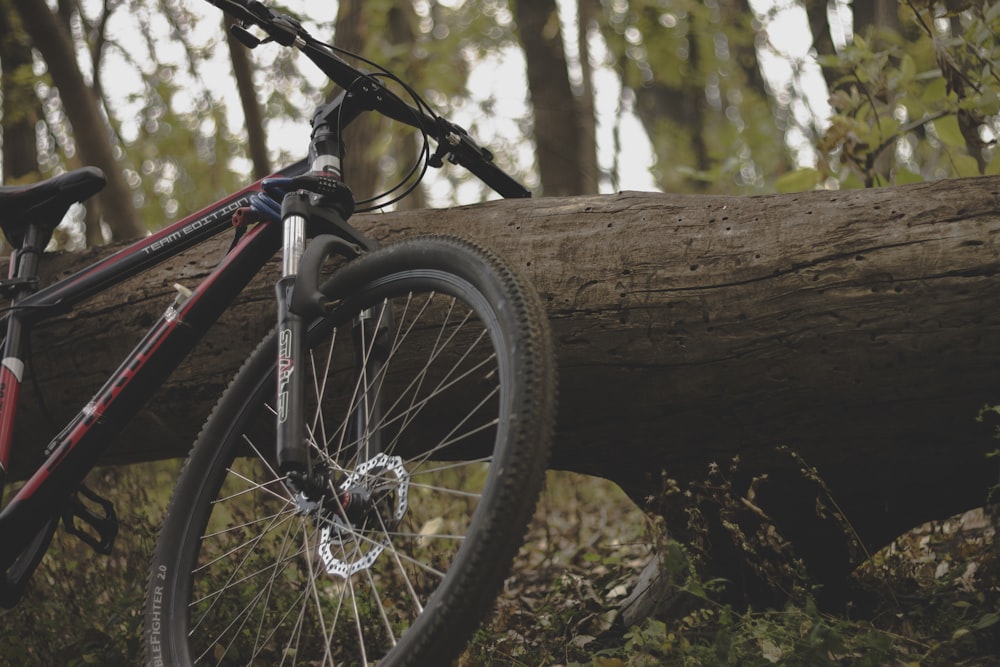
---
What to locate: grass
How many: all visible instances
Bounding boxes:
[0,461,181,666]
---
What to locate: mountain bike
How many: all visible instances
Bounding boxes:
[0,2,557,665]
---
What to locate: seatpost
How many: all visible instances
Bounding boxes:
[0,224,45,495]
[9,225,44,295]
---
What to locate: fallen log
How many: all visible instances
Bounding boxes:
[6,176,1000,602]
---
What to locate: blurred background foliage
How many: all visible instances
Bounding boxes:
[1,0,999,246]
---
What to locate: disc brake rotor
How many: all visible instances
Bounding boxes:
[318,453,409,578]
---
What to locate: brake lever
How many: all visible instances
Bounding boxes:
[428,119,530,198]
[429,119,492,168]
[229,23,262,48]
[213,0,303,47]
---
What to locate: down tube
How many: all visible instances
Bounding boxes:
[0,219,282,565]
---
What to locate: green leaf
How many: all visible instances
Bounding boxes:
[774,168,820,193]
[933,116,967,148]
[872,117,901,147]
[975,611,1000,630]
[986,151,1000,176]
[894,167,924,185]
[954,154,982,178]
[921,77,948,103]
[900,54,916,82]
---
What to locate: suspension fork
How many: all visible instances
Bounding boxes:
[274,187,384,479]
[275,197,308,476]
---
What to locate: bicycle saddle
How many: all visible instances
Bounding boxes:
[0,167,106,249]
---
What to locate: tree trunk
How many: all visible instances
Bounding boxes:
[0,0,41,185]
[6,178,1000,602]
[12,0,139,241]
[575,0,601,193]
[11,0,145,242]
[852,0,902,38]
[332,0,384,202]
[225,16,271,179]
[803,0,839,89]
[512,0,596,196]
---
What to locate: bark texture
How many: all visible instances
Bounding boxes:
[225,16,271,179]
[0,0,41,184]
[11,0,145,241]
[6,178,1000,598]
[512,0,596,196]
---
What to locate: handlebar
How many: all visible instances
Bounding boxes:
[205,0,530,199]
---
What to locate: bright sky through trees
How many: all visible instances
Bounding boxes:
[20,1,841,205]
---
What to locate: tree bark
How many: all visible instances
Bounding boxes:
[331,0,384,202]
[0,0,41,185]
[512,0,596,196]
[6,178,1000,601]
[224,16,271,179]
[11,0,145,242]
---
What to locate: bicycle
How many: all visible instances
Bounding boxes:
[0,2,557,665]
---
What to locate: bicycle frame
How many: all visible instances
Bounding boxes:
[0,159,307,580]
[0,0,532,612]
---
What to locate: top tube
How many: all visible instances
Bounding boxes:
[8,160,308,324]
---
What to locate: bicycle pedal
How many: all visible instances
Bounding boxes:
[61,485,119,556]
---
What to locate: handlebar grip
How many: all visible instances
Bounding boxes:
[455,155,531,199]
[204,0,255,22]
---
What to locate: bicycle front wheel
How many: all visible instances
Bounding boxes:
[145,235,556,666]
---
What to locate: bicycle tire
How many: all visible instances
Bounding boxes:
[144,235,556,666]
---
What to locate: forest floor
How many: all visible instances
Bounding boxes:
[462,471,1000,667]
[1,466,997,666]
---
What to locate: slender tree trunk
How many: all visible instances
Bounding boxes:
[11,0,145,241]
[853,1,905,185]
[803,0,839,88]
[600,3,712,193]
[724,0,768,94]
[0,0,40,184]
[225,17,271,179]
[576,0,600,193]
[852,0,902,37]
[332,0,384,202]
[385,4,426,211]
[630,74,711,193]
[328,2,427,209]
[512,0,596,196]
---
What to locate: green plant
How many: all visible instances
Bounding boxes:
[0,461,179,666]
[779,2,1000,191]
[593,450,1000,667]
